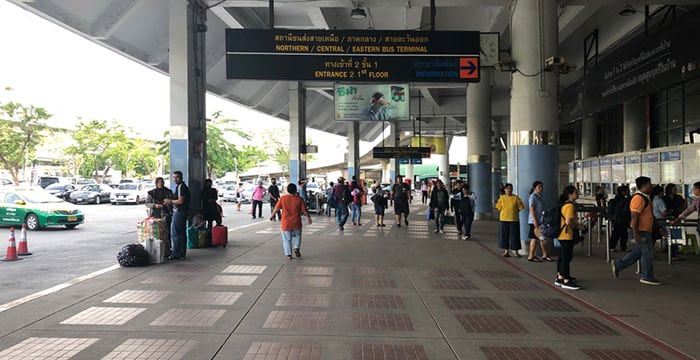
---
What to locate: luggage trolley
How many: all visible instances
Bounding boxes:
[305,192,324,214]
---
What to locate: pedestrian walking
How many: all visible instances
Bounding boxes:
[459,185,475,240]
[495,183,525,257]
[421,179,429,204]
[450,181,464,235]
[270,183,312,260]
[392,175,411,227]
[372,184,387,227]
[554,185,582,290]
[333,177,350,231]
[325,182,335,217]
[251,181,266,219]
[351,184,363,226]
[611,176,662,286]
[607,186,630,252]
[268,178,281,221]
[429,180,450,234]
[235,183,244,211]
[527,181,552,262]
[163,171,190,260]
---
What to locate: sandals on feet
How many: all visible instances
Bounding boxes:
[285,255,293,260]
[293,248,301,258]
[542,256,554,262]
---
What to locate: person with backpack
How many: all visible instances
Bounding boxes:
[495,183,525,257]
[332,177,350,231]
[450,181,464,235]
[607,186,631,252]
[391,175,411,227]
[372,184,388,227]
[555,185,583,290]
[611,176,662,286]
[350,184,364,226]
[527,181,553,262]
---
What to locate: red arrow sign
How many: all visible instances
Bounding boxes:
[459,57,479,79]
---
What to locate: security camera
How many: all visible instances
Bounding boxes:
[545,56,565,67]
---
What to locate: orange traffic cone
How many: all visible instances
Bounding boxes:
[1,227,22,262]
[17,224,32,256]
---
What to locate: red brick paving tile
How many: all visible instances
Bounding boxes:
[516,298,579,312]
[455,314,528,334]
[442,296,501,311]
[0,337,99,360]
[353,267,390,277]
[581,349,665,360]
[275,293,331,307]
[540,316,620,335]
[352,277,397,288]
[490,280,541,291]
[103,339,196,360]
[287,276,334,288]
[295,266,335,275]
[352,344,428,360]
[430,269,465,278]
[474,270,520,279]
[352,313,415,331]
[263,311,328,329]
[432,279,478,290]
[352,294,405,309]
[244,341,321,360]
[481,346,561,360]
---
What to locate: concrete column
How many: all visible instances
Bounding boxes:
[580,117,597,159]
[509,0,560,247]
[492,120,502,210]
[169,0,207,213]
[406,164,415,188]
[436,136,452,186]
[467,71,493,220]
[389,124,399,182]
[382,160,391,183]
[624,98,647,152]
[289,82,306,185]
[347,121,360,180]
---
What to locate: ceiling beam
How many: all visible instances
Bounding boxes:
[92,0,142,39]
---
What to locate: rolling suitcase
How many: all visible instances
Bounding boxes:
[211,225,228,247]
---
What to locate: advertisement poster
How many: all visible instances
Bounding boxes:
[334,84,409,121]
[411,136,446,155]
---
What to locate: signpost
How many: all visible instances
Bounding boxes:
[226,29,480,82]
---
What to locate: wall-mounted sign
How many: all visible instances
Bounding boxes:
[334,84,409,121]
[226,29,480,82]
[625,154,641,164]
[642,153,659,163]
[560,8,700,123]
[373,147,431,159]
[661,150,681,161]
[613,157,625,165]
[600,158,612,166]
[411,136,447,155]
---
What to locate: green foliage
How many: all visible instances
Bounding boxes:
[0,99,52,184]
[261,128,315,178]
[205,112,266,177]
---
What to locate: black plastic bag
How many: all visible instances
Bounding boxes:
[117,243,150,267]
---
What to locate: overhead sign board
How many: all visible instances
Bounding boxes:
[335,84,409,121]
[373,147,431,159]
[226,29,480,82]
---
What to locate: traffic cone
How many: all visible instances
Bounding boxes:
[17,224,32,256]
[1,227,22,262]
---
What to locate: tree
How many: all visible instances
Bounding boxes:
[0,96,52,185]
[64,120,133,183]
[262,128,315,178]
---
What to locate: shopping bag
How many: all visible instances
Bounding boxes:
[444,215,455,225]
[427,209,434,220]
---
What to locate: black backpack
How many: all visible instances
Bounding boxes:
[339,185,352,205]
[539,204,565,239]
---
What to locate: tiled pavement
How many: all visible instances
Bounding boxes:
[1,202,699,359]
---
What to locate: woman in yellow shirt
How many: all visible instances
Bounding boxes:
[495,183,525,257]
[555,185,583,290]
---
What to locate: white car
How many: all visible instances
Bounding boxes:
[221,185,239,202]
[110,183,148,205]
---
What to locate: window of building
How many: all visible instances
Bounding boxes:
[650,81,700,148]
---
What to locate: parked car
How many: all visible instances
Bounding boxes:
[241,183,269,203]
[221,185,239,202]
[0,188,84,230]
[0,178,13,189]
[67,184,113,204]
[38,176,61,189]
[44,183,76,200]
[110,183,148,204]
[75,178,96,186]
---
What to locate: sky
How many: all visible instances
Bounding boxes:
[0,1,466,169]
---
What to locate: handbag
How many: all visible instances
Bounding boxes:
[427,209,434,220]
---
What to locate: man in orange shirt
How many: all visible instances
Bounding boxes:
[611,176,661,285]
[270,183,312,259]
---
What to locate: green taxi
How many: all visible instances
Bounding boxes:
[0,188,84,230]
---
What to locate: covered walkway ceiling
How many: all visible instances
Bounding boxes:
[8,0,696,142]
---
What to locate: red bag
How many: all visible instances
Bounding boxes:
[211,225,228,247]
